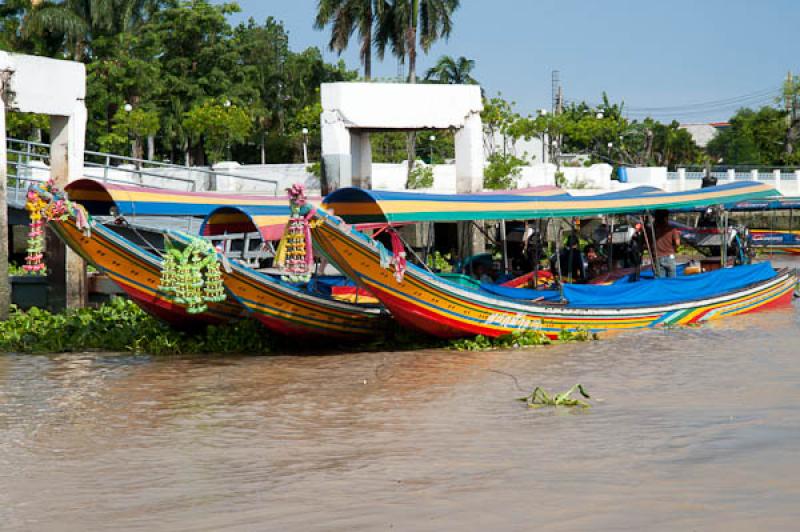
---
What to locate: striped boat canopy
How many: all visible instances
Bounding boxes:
[322,182,779,224]
[65,178,293,217]
[201,205,292,241]
[727,197,800,211]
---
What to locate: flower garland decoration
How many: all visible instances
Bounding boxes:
[275,183,316,283]
[23,189,48,274]
[159,234,226,314]
[22,180,92,275]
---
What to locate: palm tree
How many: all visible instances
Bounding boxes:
[424,55,476,84]
[376,0,459,185]
[315,0,386,80]
[22,0,160,60]
[376,0,460,83]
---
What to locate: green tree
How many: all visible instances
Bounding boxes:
[376,0,460,186]
[97,106,160,157]
[314,0,386,79]
[707,107,788,166]
[424,55,476,84]
[183,99,253,164]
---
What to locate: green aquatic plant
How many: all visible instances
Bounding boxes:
[0,298,273,356]
[449,327,595,351]
[519,384,591,408]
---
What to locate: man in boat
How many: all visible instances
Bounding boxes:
[551,234,588,283]
[654,210,681,278]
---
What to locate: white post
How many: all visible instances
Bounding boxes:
[320,109,351,192]
[677,168,686,190]
[727,168,736,182]
[48,108,87,310]
[773,169,782,192]
[350,132,372,189]
[0,85,9,320]
[455,111,484,193]
[751,169,759,181]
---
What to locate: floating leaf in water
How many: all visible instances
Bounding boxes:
[518,384,591,408]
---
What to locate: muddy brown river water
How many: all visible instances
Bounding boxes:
[1,272,799,530]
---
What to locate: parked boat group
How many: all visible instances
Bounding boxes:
[23,178,800,344]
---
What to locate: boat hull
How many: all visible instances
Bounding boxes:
[49,217,244,327]
[312,214,797,339]
[218,259,389,339]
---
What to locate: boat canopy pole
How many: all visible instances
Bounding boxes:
[500,220,509,275]
[607,215,614,274]
[721,209,729,268]
[640,214,658,279]
[554,226,566,302]
[647,211,660,278]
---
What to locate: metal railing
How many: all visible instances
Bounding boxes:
[6,137,281,201]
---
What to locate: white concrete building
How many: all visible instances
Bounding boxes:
[320,82,484,193]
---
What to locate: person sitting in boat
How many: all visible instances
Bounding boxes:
[627,223,645,281]
[551,235,588,283]
[473,262,495,284]
[584,244,606,279]
[654,209,681,278]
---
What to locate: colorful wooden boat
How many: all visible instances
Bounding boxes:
[28,179,290,327]
[750,229,800,255]
[195,206,390,339]
[309,182,796,339]
[48,215,245,327]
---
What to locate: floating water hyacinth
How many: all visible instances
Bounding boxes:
[518,384,591,408]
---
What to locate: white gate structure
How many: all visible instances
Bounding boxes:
[1,51,88,318]
[320,82,484,193]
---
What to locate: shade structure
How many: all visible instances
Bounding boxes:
[64,178,293,217]
[322,182,779,224]
[200,205,291,241]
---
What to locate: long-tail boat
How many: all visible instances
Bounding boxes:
[308,182,797,339]
[27,179,291,327]
[195,186,390,339]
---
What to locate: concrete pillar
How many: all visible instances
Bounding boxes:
[455,112,486,256]
[454,111,484,193]
[320,109,351,193]
[47,110,87,311]
[751,169,759,181]
[677,168,686,190]
[773,169,782,192]
[350,132,372,189]
[0,90,9,320]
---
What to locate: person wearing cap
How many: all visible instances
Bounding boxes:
[654,210,680,278]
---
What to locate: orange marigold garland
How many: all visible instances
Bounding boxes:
[23,180,92,275]
[23,189,48,274]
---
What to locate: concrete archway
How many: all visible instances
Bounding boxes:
[320,82,484,194]
[1,51,87,318]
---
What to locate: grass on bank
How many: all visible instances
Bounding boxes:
[0,298,596,355]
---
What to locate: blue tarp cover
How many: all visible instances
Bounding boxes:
[479,262,777,308]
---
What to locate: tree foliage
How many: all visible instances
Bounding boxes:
[425,55,477,84]
[2,0,357,165]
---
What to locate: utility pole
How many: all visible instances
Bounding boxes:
[0,71,10,320]
[551,70,564,175]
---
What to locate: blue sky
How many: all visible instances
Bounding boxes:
[220,0,799,123]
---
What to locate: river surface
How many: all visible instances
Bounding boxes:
[1,270,799,530]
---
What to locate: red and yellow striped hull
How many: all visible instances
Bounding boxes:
[311,213,797,340]
[217,260,389,339]
[49,217,244,327]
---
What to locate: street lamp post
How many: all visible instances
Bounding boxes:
[123,103,136,160]
[301,127,309,165]
[429,134,436,163]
